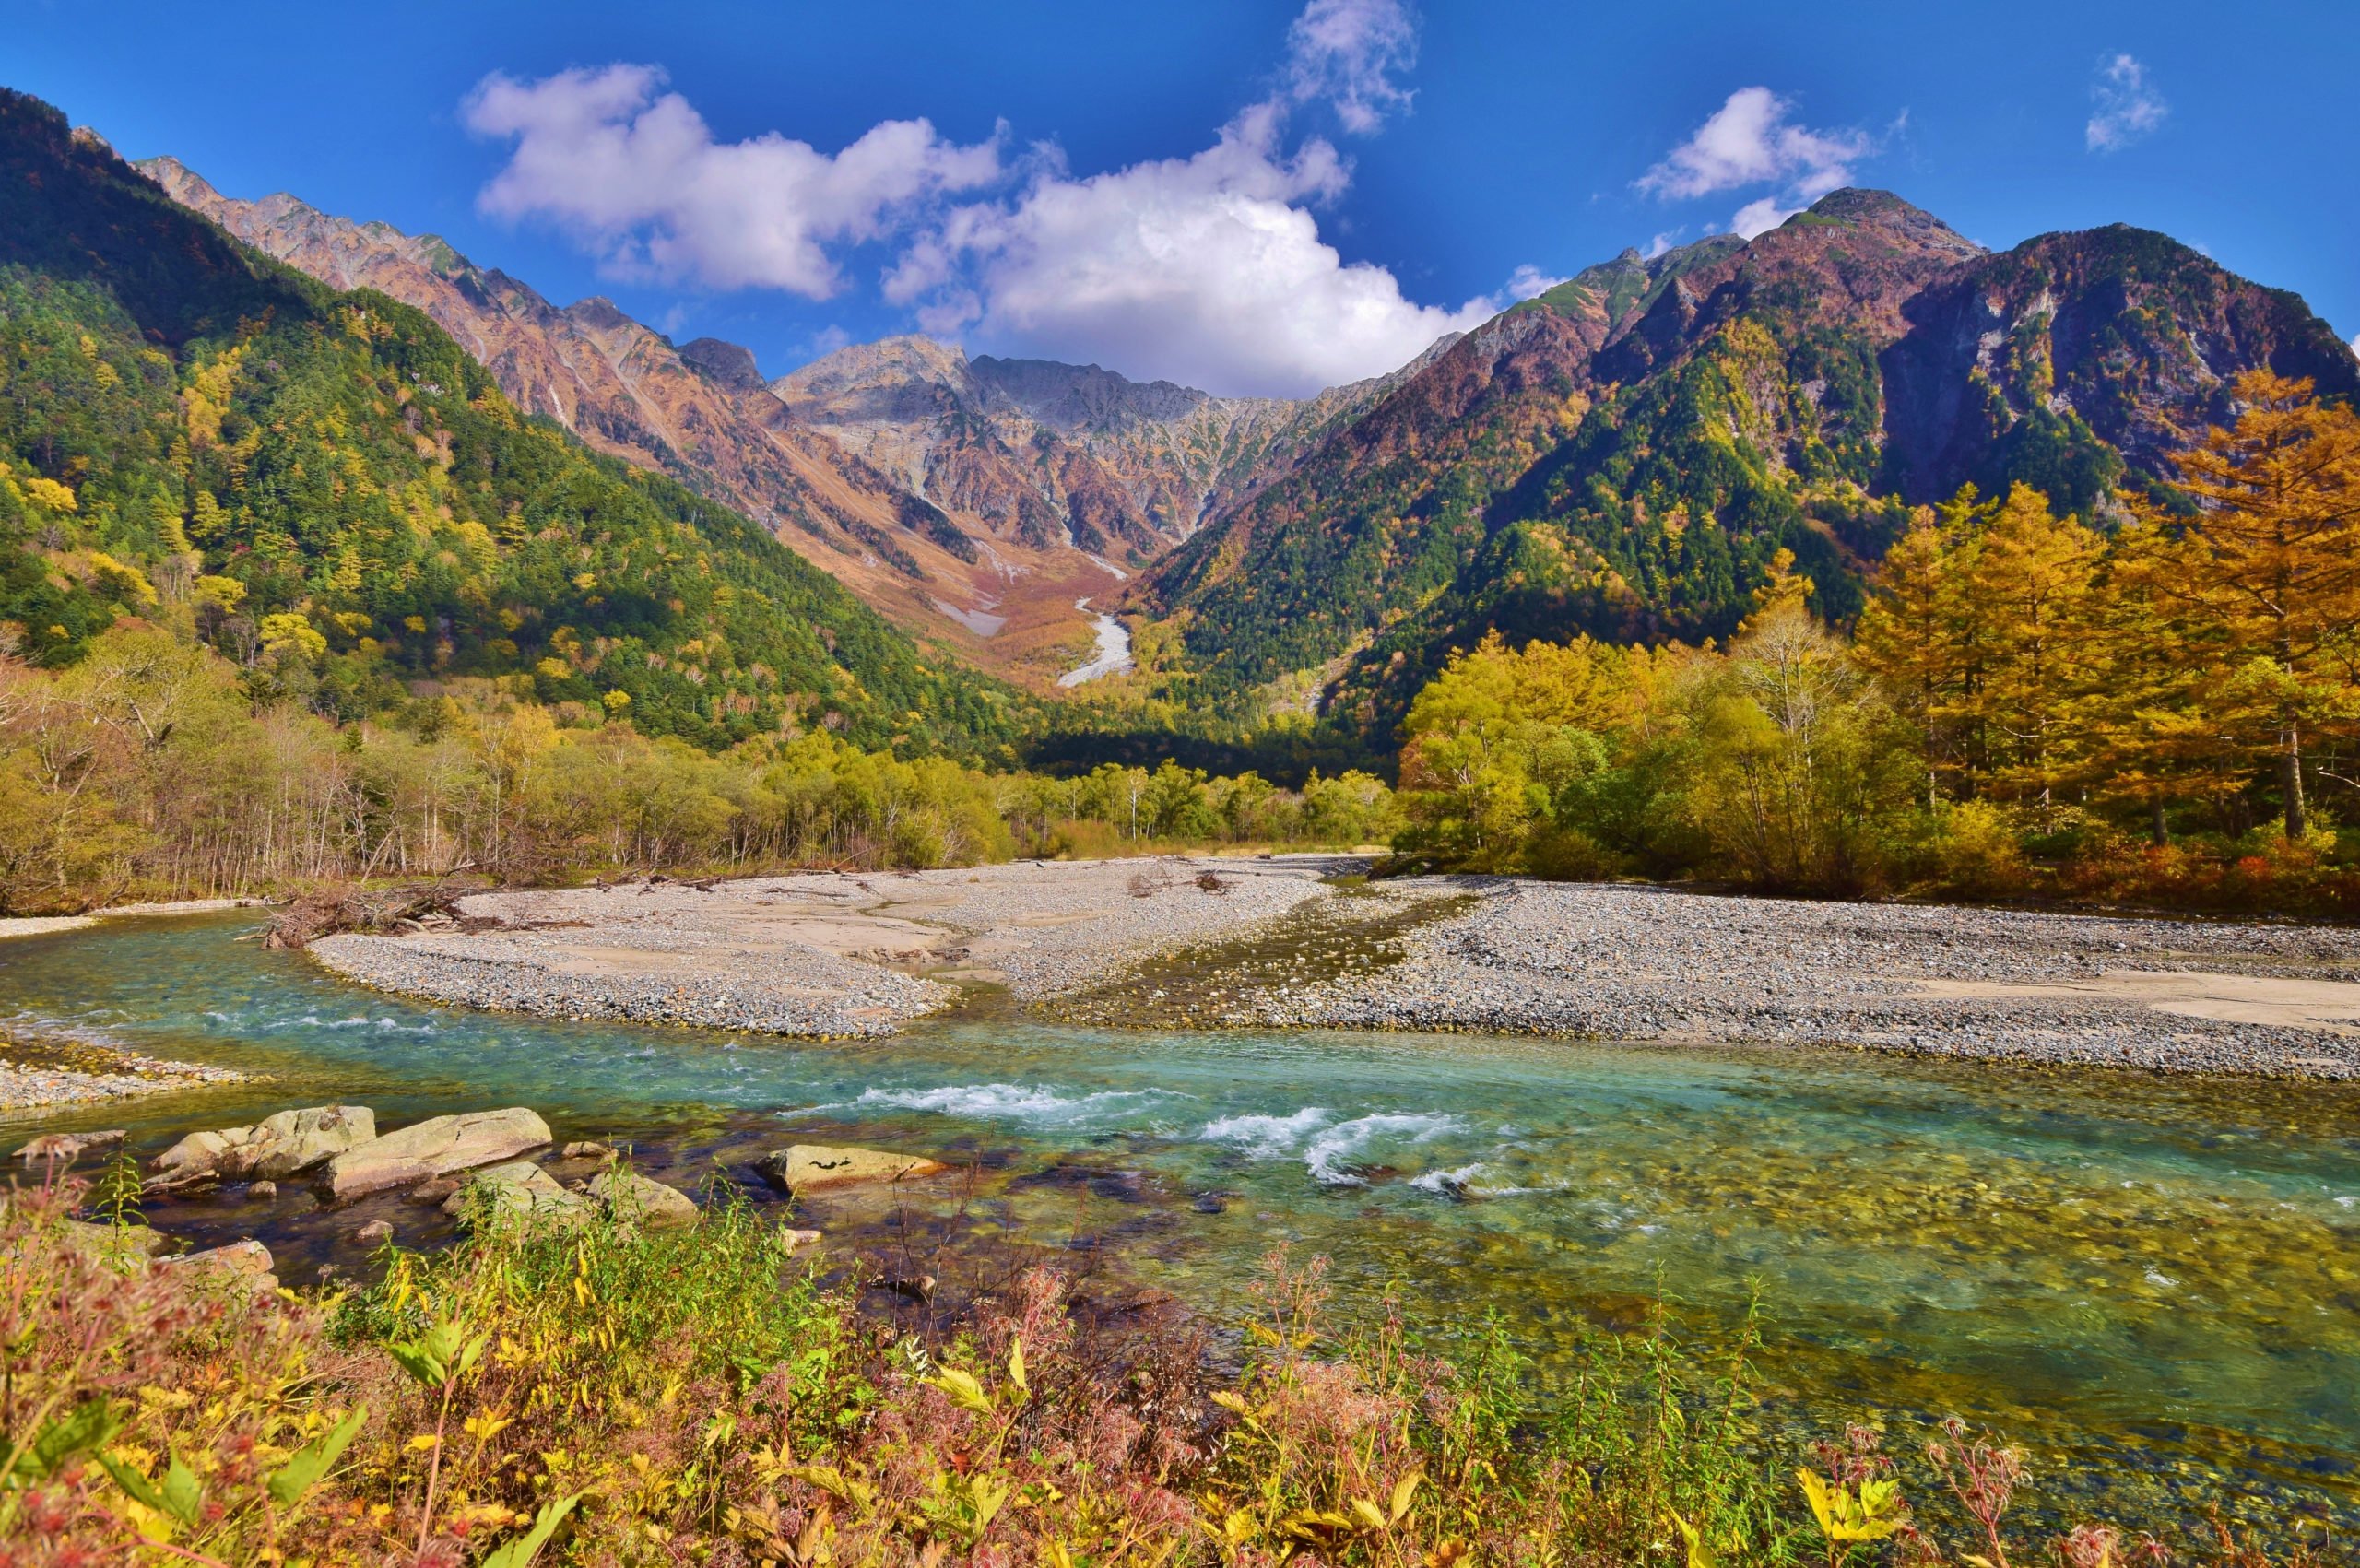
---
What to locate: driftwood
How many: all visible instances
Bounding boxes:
[633,871,726,895]
[262,865,484,949]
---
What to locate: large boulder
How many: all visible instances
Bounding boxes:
[249,1105,376,1179]
[148,1105,375,1192]
[584,1170,699,1231]
[757,1144,947,1195]
[148,1127,254,1191]
[324,1108,551,1199]
[442,1161,589,1235]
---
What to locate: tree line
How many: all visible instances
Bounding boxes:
[1394,372,2360,914]
[0,627,1397,913]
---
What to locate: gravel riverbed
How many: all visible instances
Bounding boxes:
[307,863,2360,1076]
[310,857,1336,1034]
[1247,879,2360,1076]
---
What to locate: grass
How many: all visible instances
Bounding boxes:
[1,1172,2344,1566]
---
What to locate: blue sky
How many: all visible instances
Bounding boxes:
[11,0,2356,397]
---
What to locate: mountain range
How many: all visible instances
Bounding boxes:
[142,158,1406,684]
[10,90,2357,770]
[1136,188,2360,738]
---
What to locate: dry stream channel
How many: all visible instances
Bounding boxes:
[5,892,2359,1537]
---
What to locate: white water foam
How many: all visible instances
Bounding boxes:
[1199,1108,1467,1186]
[788,1082,1182,1128]
[1409,1161,1491,1195]
[1303,1114,1465,1185]
[1198,1107,1331,1158]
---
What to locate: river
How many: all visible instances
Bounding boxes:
[1056,597,1134,686]
[6,914,2357,1528]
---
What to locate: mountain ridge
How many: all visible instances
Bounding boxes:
[0,91,1021,754]
[136,157,1406,685]
[1137,186,2360,743]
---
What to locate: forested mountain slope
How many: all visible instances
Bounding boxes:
[1139,189,2360,743]
[0,91,1022,755]
[142,159,1400,683]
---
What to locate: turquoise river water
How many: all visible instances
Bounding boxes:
[5,914,2358,1528]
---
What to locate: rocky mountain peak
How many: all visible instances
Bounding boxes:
[773,334,971,405]
[970,355,1214,433]
[562,296,635,335]
[677,336,766,393]
[1790,187,1985,260]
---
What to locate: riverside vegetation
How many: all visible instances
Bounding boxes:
[4,1169,2338,1568]
[1391,372,2360,918]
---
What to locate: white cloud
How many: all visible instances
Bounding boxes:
[2087,53,2167,153]
[1637,87,1871,238]
[1284,0,1419,133]
[464,5,1535,397]
[891,103,1498,396]
[1642,230,1682,260]
[2349,334,2359,363]
[1729,195,1795,239]
[462,64,1002,295]
[1504,264,1567,300]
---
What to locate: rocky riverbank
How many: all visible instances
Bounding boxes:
[0,900,266,1109]
[298,859,2360,1076]
[1213,879,2360,1077]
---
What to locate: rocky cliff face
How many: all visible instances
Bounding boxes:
[1141,188,2360,739]
[769,336,1414,560]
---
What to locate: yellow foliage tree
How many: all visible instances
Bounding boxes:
[2142,371,2360,837]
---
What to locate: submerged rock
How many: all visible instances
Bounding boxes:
[758,1144,948,1195]
[561,1140,619,1165]
[148,1105,376,1192]
[584,1170,698,1230]
[13,1128,125,1165]
[352,1219,394,1246]
[325,1108,550,1199]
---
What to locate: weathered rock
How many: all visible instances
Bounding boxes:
[352,1219,394,1246]
[148,1127,249,1191]
[584,1170,698,1230]
[248,1105,376,1179]
[249,1181,277,1200]
[777,1227,822,1255]
[561,1140,618,1165]
[148,1105,375,1191]
[60,1218,169,1257]
[407,1174,463,1204]
[13,1128,124,1164]
[442,1161,589,1234]
[757,1144,948,1195]
[324,1108,551,1199]
[157,1239,277,1292]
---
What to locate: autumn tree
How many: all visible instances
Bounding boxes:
[2146,371,2360,837]
[1855,484,2102,816]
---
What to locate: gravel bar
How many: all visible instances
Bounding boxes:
[310,857,1342,1036]
[1248,879,2360,1077]
[304,861,2360,1076]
